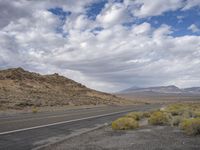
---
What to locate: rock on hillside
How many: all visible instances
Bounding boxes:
[0,68,128,110]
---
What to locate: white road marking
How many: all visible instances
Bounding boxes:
[0,108,135,135]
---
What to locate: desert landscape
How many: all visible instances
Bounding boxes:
[1,0,200,150]
[0,68,132,114]
[0,67,199,150]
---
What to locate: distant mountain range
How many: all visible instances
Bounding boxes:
[118,85,200,94]
[0,68,130,110]
[184,87,200,93]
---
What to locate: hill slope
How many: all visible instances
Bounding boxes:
[0,68,128,110]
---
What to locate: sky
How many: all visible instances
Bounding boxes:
[0,0,200,92]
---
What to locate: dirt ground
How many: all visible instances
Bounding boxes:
[46,125,200,150]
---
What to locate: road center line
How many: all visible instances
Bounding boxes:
[0,108,136,136]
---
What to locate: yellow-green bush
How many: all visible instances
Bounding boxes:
[180,118,200,135]
[165,103,200,117]
[182,110,195,118]
[112,117,139,130]
[194,111,200,118]
[142,112,151,118]
[164,104,186,116]
[32,107,38,113]
[125,112,143,120]
[148,111,169,125]
[170,116,183,127]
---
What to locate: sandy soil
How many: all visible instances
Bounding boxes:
[46,125,200,150]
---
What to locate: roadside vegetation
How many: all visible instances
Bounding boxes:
[112,117,139,130]
[180,118,200,135]
[32,106,38,113]
[148,111,169,125]
[124,112,143,121]
[112,103,200,136]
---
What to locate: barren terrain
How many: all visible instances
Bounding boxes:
[0,68,131,111]
[45,124,200,150]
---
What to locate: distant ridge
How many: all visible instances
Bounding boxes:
[118,85,200,94]
[183,87,200,93]
[0,68,129,110]
[117,85,200,103]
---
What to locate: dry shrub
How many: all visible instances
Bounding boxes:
[112,117,139,130]
[165,103,200,117]
[125,112,143,120]
[180,118,200,135]
[142,112,151,118]
[170,116,183,127]
[148,111,169,125]
[194,111,200,118]
[164,104,186,116]
[32,107,38,113]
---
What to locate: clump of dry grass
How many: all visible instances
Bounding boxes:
[142,112,151,118]
[125,112,143,121]
[164,103,200,117]
[148,111,169,125]
[180,118,200,135]
[164,104,186,116]
[112,117,139,130]
[32,107,38,113]
[170,116,183,127]
[194,111,200,118]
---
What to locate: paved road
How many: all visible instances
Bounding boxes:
[0,104,161,150]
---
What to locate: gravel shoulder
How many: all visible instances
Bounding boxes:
[45,124,200,150]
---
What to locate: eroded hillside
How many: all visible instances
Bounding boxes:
[0,68,129,110]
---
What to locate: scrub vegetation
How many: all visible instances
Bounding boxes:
[180,118,200,135]
[32,107,38,113]
[148,111,169,125]
[124,112,143,121]
[112,117,139,130]
[112,103,200,135]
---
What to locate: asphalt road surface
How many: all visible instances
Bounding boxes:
[0,104,161,150]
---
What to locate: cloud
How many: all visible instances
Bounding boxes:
[126,0,183,18]
[188,24,200,33]
[182,0,200,10]
[153,24,172,38]
[1,0,200,92]
[132,22,151,35]
[124,0,200,18]
[0,0,32,29]
[96,2,130,28]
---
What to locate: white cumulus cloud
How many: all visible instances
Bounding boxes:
[1,0,200,92]
[188,24,200,33]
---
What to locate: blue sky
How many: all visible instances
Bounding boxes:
[85,0,108,20]
[48,0,200,37]
[148,7,200,36]
[1,0,200,92]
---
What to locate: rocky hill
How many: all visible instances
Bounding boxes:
[0,68,128,110]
